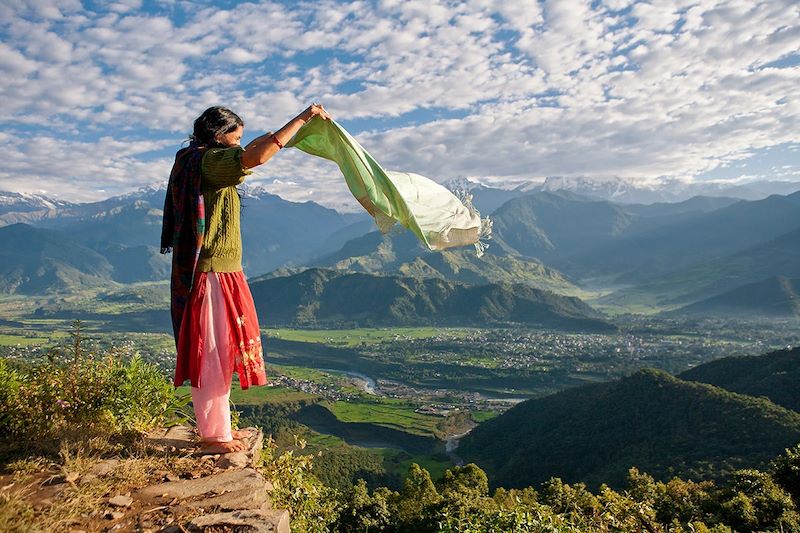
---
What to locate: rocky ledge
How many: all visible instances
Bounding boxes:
[53,425,290,533]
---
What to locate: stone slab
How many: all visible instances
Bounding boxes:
[189,487,273,511]
[143,425,196,451]
[90,458,121,477]
[136,468,264,500]
[188,509,290,533]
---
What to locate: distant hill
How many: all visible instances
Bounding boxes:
[236,189,370,275]
[0,223,116,294]
[480,191,741,269]
[603,226,800,308]
[622,196,741,218]
[46,199,166,249]
[489,191,635,261]
[0,186,372,279]
[248,268,614,331]
[680,347,800,412]
[619,196,742,236]
[88,242,171,284]
[0,223,175,294]
[570,191,800,283]
[313,229,582,296]
[676,276,800,317]
[458,368,800,489]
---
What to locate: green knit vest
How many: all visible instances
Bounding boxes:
[196,147,251,272]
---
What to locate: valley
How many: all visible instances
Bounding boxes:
[1,183,799,494]
[1,289,798,490]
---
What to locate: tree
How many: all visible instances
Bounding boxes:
[771,444,800,504]
[335,479,393,532]
[720,469,800,532]
[391,463,441,531]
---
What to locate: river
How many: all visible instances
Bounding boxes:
[320,368,377,394]
[320,368,528,465]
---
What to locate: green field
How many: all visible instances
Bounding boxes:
[175,384,319,406]
[265,363,341,383]
[264,326,472,346]
[470,410,499,423]
[386,449,452,481]
[0,334,50,346]
[325,399,441,436]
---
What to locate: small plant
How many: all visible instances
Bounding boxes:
[259,435,339,532]
[0,487,36,533]
[0,321,189,452]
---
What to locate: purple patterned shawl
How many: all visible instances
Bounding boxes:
[160,143,207,346]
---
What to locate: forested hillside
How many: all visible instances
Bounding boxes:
[249,268,614,331]
[312,228,581,295]
[0,223,118,293]
[681,346,800,412]
[458,367,800,490]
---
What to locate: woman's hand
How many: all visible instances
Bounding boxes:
[241,103,330,169]
[301,102,332,122]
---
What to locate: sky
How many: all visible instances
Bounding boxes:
[0,0,798,211]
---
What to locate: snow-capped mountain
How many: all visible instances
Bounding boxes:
[440,174,800,210]
[0,191,77,215]
[535,176,673,204]
[522,176,800,205]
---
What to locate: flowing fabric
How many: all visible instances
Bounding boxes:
[175,271,267,390]
[160,144,207,345]
[287,118,492,256]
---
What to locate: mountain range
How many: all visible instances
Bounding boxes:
[0,185,371,288]
[1,177,799,317]
[248,267,615,331]
[510,176,800,205]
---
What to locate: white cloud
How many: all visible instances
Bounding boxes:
[0,43,39,77]
[0,134,175,202]
[0,0,796,209]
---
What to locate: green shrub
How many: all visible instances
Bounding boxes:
[0,323,188,449]
[771,444,800,504]
[260,436,339,533]
[718,468,800,532]
[334,479,393,532]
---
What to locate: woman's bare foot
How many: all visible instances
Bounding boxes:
[200,439,246,454]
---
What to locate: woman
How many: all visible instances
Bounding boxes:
[161,103,331,453]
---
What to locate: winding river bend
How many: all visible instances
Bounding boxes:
[320,368,377,394]
[319,368,531,464]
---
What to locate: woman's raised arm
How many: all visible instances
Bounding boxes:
[240,103,331,169]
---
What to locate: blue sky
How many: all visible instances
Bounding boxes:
[0,0,798,210]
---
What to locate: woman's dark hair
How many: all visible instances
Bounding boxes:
[190,106,244,147]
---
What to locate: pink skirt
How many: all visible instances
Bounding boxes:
[174,271,267,389]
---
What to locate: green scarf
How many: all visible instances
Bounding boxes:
[287,118,492,256]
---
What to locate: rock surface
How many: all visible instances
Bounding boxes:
[135,425,288,533]
[108,494,133,507]
[187,509,290,532]
[137,468,270,500]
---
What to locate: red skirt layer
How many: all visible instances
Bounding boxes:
[174,271,267,389]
